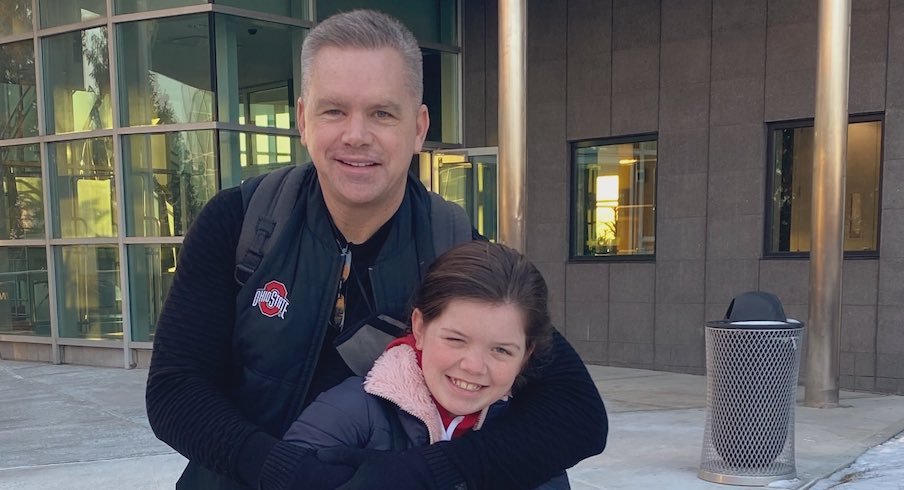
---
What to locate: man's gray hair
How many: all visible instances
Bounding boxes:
[301,9,423,104]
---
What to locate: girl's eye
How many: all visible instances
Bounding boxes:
[493,347,513,356]
[443,336,464,343]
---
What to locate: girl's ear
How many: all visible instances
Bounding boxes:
[521,345,535,369]
[411,308,426,350]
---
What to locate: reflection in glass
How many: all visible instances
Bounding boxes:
[55,245,121,339]
[214,14,302,129]
[117,15,214,127]
[573,139,657,257]
[0,144,44,239]
[423,49,459,144]
[0,247,49,336]
[246,86,292,129]
[215,0,309,20]
[769,120,882,253]
[0,40,38,139]
[430,151,496,241]
[0,0,33,37]
[48,137,117,238]
[122,131,217,237]
[42,27,112,134]
[316,0,457,44]
[128,244,179,342]
[219,130,306,187]
[39,0,105,28]
[114,0,204,15]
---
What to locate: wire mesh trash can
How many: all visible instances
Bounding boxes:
[699,292,804,486]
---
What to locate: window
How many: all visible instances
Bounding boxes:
[39,0,105,29]
[54,245,121,339]
[116,14,214,127]
[0,40,38,140]
[214,14,303,130]
[114,0,204,15]
[122,131,217,237]
[423,48,459,144]
[128,244,179,342]
[427,149,497,241]
[0,0,32,37]
[316,0,457,45]
[47,137,116,238]
[218,130,306,187]
[216,0,309,20]
[0,143,44,239]
[767,118,882,254]
[42,27,112,134]
[572,136,657,258]
[0,246,50,337]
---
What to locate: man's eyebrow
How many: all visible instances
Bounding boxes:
[372,101,403,113]
[312,98,343,109]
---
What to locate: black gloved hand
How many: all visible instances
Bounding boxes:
[316,447,430,490]
[258,443,356,490]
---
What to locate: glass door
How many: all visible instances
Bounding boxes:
[418,147,498,241]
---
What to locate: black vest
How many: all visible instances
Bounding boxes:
[179,172,442,489]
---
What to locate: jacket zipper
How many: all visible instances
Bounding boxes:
[369,391,441,445]
[281,250,346,430]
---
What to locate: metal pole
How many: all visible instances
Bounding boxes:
[497,0,527,251]
[805,0,850,408]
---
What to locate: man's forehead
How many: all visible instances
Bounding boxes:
[311,44,399,60]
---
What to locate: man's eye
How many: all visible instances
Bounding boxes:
[323,109,342,116]
[374,110,393,119]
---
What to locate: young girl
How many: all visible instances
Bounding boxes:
[283,241,569,488]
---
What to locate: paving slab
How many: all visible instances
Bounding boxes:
[3,360,904,490]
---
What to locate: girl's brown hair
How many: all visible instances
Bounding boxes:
[411,241,554,377]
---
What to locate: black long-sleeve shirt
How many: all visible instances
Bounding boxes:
[146,185,608,489]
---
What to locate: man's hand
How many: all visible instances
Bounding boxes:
[258,445,356,490]
[316,447,431,490]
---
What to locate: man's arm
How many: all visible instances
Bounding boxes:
[145,188,325,488]
[321,330,607,489]
[434,330,608,487]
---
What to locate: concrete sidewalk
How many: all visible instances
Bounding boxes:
[1,360,903,490]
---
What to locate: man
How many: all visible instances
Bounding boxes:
[147,9,607,490]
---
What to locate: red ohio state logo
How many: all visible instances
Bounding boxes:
[252,280,290,319]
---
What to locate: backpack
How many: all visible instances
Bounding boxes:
[233,164,473,376]
[234,163,472,286]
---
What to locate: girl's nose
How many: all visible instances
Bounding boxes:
[459,348,487,375]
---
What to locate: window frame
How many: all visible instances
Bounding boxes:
[763,113,884,260]
[569,133,658,263]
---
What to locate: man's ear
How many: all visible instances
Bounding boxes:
[296,96,306,144]
[411,308,426,350]
[413,104,429,153]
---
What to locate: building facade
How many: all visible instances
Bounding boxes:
[3,0,903,396]
[462,0,904,395]
[0,0,461,366]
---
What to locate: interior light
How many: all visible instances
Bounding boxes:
[618,158,637,165]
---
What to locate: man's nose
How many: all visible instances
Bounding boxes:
[341,112,372,146]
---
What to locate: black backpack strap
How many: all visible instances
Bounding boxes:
[428,192,472,257]
[235,164,312,285]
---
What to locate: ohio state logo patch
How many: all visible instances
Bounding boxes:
[252,280,289,319]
